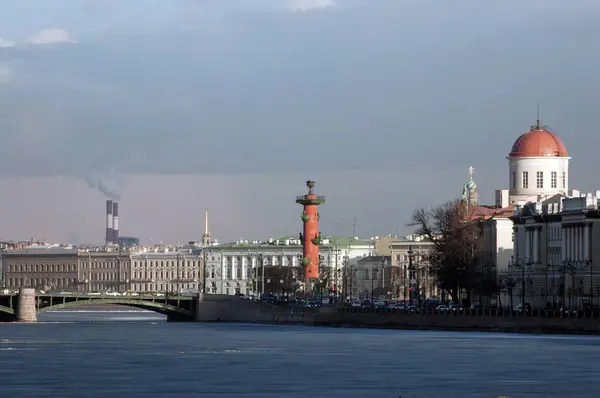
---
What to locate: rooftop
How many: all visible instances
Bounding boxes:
[206,235,373,250]
[509,121,568,158]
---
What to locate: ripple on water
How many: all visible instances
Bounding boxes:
[0,318,599,397]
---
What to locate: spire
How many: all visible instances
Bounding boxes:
[204,209,208,235]
[202,208,212,247]
[536,101,541,129]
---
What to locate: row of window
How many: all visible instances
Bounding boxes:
[131,283,198,292]
[132,260,200,268]
[548,227,562,242]
[6,277,75,288]
[133,270,198,280]
[512,171,566,190]
[6,264,76,273]
[209,287,251,295]
[80,261,127,269]
[394,254,426,263]
[7,262,201,275]
[87,272,125,282]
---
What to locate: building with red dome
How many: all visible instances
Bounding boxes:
[507,119,570,204]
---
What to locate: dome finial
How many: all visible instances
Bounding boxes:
[535,101,541,129]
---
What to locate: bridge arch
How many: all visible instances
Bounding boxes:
[37,298,195,320]
[0,305,13,315]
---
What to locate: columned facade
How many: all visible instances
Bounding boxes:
[512,195,600,310]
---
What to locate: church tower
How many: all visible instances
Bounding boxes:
[461,166,478,207]
[201,209,212,247]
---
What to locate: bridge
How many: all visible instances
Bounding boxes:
[0,289,200,322]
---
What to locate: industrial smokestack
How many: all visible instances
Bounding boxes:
[112,202,119,245]
[106,200,113,245]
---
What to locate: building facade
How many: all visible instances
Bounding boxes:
[204,236,374,297]
[352,255,391,301]
[389,236,435,302]
[2,244,203,294]
[467,119,592,307]
[3,245,79,291]
[512,195,600,310]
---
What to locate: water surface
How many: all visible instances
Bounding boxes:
[0,311,598,397]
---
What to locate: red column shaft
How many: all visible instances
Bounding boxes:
[303,198,319,280]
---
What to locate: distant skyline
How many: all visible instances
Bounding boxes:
[1,1,600,244]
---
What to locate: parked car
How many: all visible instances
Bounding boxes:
[560,307,577,316]
[436,305,449,312]
[514,303,531,313]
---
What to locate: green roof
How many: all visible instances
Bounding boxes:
[326,235,372,247]
[212,235,371,250]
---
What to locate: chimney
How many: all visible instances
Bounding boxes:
[106,200,113,245]
[112,202,119,245]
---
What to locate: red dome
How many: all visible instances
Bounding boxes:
[509,122,568,157]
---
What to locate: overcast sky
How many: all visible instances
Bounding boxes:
[1,0,600,245]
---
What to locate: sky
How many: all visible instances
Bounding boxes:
[1,0,600,245]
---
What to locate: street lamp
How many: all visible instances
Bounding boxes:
[407,246,415,306]
[342,255,349,300]
[545,263,558,309]
[370,265,375,302]
[380,257,386,300]
[559,258,575,309]
[510,257,532,306]
[581,258,593,309]
[333,247,341,302]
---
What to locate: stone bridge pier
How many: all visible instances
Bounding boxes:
[15,288,37,322]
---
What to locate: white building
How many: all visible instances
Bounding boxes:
[474,119,576,274]
[388,235,435,301]
[512,194,600,310]
[203,236,374,296]
[129,247,203,293]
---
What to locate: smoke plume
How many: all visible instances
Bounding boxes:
[84,172,122,201]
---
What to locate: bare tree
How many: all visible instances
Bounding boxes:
[313,265,333,296]
[411,199,482,303]
[387,266,405,299]
[264,266,303,296]
[498,271,518,310]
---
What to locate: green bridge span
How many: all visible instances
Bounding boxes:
[0,293,198,322]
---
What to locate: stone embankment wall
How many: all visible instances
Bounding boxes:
[315,309,600,335]
[195,299,600,335]
[195,295,316,325]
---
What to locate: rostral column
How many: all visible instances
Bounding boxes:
[296,180,325,286]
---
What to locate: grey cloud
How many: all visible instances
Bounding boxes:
[26,28,76,45]
[0,2,599,185]
[0,63,10,83]
[0,38,15,48]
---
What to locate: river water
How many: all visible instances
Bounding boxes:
[0,311,599,397]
